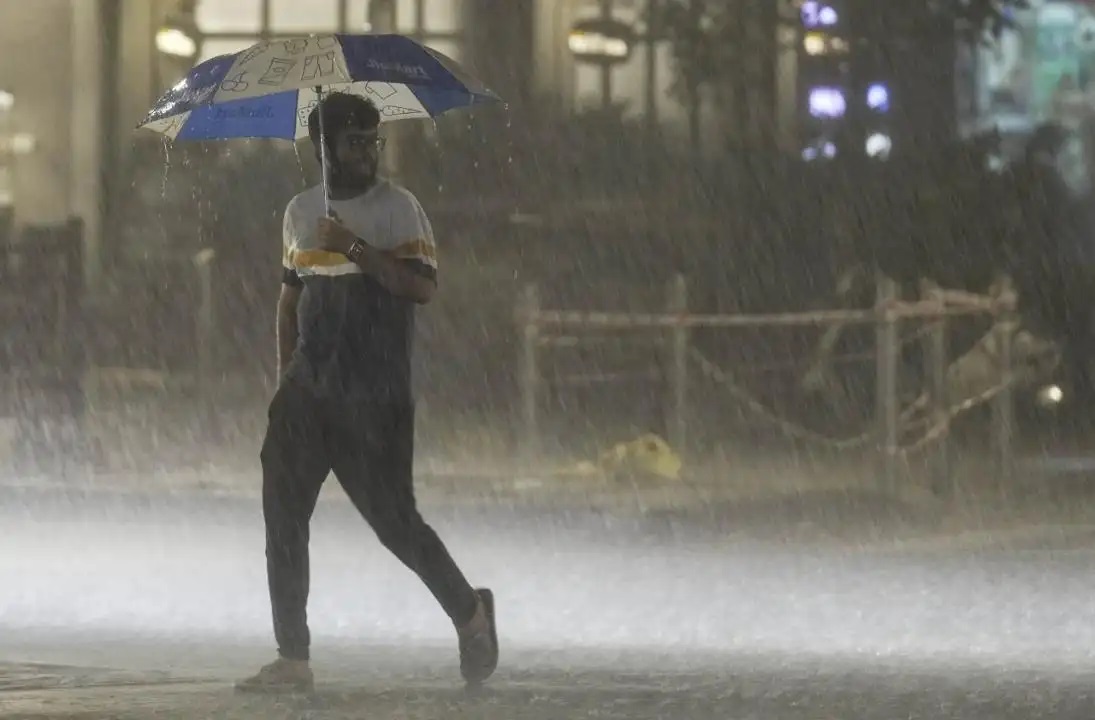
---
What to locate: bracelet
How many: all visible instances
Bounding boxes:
[346,238,366,263]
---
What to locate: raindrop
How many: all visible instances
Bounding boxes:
[293,142,307,188]
[196,157,205,251]
[161,137,171,202]
[429,118,445,194]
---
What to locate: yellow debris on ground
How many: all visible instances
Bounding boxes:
[555,433,683,482]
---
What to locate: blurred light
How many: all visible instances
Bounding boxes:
[803,33,827,55]
[568,31,630,60]
[192,248,216,267]
[802,1,838,27]
[568,18,635,63]
[867,83,890,111]
[865,132,892,158]
[1038,384,1064,406]
[0,91,12,112]
[803,32,847,56]
[801,141,837,162]
[809,87,846,118]
[11,133,35,155]
[0,133,36,157]
[157,27,198,58]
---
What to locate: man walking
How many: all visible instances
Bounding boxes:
[237,93,498,694]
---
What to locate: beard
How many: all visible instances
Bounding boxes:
[329,158,377,192]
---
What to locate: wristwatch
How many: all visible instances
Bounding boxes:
[346,238,366,263]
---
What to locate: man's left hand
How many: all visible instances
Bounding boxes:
[317,217,358,257]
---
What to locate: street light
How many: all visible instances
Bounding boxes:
[156,26,198,58]
[154,3,200,99]
[567,14,636,111]
[568,17,636,65]
[156,1,199,60]
[569,29,629,60]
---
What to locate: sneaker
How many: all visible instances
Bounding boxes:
[235,657,314,695]
[458,588,499,685]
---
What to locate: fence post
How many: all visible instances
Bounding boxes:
[666,274,688,453]
[922,279,951,496]
[517,283,540,462]
[875,272,900,491]
[993,275,1017,487]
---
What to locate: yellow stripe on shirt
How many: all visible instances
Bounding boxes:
[289,242,435,273]
[391,238,437,267]
[291,249,352,268]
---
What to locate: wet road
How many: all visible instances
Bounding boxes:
[2,482,1095,718]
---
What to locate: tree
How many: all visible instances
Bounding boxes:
[653,0,780,154]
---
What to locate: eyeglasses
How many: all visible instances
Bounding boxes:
[347,135,386,152]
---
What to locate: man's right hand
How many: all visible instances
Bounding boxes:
[277,284,302,387]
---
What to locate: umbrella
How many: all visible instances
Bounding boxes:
[137,33,500,214]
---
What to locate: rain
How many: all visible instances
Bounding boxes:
[3,0,1095,718]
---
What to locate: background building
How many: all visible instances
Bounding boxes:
[533,0,798,152]
[0,0,524,292]
[5,0,1000,293]
[0,0,106,283]
[961,0,1095,192]
[794,0,959,163]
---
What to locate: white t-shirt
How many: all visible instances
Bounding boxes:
[282,178,437,280]
[279,179,437,400]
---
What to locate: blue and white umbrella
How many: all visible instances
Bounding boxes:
[139,33,499,140]
[138,33,500,210]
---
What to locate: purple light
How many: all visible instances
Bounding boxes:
[809,87,846,118]
[802,141,837,161]
[867,83,890,111]
[802,1,838,28]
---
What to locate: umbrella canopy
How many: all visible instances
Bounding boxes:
[137,33,500,141]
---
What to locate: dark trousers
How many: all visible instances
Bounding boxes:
[260,381,477,661]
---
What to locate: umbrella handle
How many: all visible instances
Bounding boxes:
[315,85,334,217]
